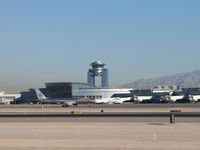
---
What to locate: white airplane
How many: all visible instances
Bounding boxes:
[170,95,184,102]
[168,91,184,102]
[133,95,153,102]
[35,89,94,106]
[188,94,200,102]
[95,97,129,104]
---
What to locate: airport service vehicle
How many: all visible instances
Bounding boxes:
[35,89,94,106]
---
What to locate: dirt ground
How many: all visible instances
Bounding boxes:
[0,122,200,150]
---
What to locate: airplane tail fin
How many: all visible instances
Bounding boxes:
[35,89,47,100]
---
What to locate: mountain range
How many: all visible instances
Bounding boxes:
[122,70,200,89]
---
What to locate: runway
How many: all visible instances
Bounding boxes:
[0,111,200,117]
[0,104,199,122]
[0,112,199,123]
[1,103,200,108]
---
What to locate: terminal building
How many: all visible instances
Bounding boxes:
[15,61,132,103]
[46,82,131,100]
[45,61,131,100]
[16,82,131,104]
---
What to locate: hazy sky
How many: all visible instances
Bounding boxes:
[0,0,200,93]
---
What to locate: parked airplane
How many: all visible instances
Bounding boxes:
[95,97,126,104]
[35,89,94,106]
[95,93,131,104]
[187,94,200,102]
[133,95,153,103]
[169,91,184,102]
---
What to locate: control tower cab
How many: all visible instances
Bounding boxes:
[87,61,108,87]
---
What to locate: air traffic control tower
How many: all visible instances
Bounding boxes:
[87,61,108,87]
